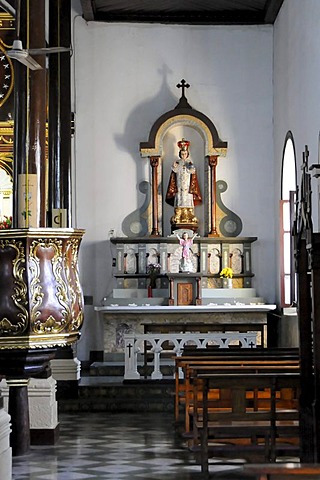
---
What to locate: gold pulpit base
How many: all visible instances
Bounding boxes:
[0,227,85,456]
[0,228,85,350]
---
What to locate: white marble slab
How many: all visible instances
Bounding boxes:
[95,304,276,314]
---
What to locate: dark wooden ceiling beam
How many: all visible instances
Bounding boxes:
[80,0,95,21]
[80,0,285,25]
[264,0,285,23]
[92,10,267,25]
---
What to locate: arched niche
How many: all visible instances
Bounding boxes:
[140,88,228,237]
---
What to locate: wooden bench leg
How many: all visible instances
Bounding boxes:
[200,379,209,477]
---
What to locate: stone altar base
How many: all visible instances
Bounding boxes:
[95,304,276,354]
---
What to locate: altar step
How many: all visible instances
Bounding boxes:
[57,356,176,414]
[89,360,175,378]
[58,376,175,414]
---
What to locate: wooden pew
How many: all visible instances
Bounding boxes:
[175,349,300,432]
[192,371,300,476]
[175,348,299,400]
[178,361,299,435]
[241,462,320,479]
[182,346,299,356]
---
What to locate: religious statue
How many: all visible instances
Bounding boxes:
[175,230,198,272]
[166,138,202,231]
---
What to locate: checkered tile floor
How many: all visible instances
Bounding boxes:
[12,412,249,479]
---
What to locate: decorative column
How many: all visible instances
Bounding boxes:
[196,277,202,305]
[150,156,160,236]
[168,277,174,306]
[12,42,26,228]
[135,253,139,273]
[167,253,171,273]
[15,0,47,228]
[48,0,71,228]
[208,155,219,237]
[207,252,211,274]
[7,379,30,456]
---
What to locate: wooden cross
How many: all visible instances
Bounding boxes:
[176,79,190,97]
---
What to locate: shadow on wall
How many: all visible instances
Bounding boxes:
[114,65,177,189]
[114,64,176,154]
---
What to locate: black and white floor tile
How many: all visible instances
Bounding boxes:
[12,412,248,480]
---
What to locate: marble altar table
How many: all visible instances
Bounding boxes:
[95,304,276,353]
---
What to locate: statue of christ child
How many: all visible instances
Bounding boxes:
[175,231,198,272]
[165,138,202,230]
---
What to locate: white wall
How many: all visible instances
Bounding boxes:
[72,11,274,360]
[273,0,320,300]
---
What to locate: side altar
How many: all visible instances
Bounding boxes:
[96,81,276,355]
[97,235,274,352]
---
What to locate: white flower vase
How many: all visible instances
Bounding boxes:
[223,278,233,289]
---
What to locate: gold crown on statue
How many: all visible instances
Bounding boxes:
[177,138,190,151]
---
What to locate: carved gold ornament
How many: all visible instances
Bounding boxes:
[29,239,71,334]
[65,238,84,331]
[0,239,28,334]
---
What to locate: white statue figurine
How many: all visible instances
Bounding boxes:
[166,138,202,228]
[175,231,198,273]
